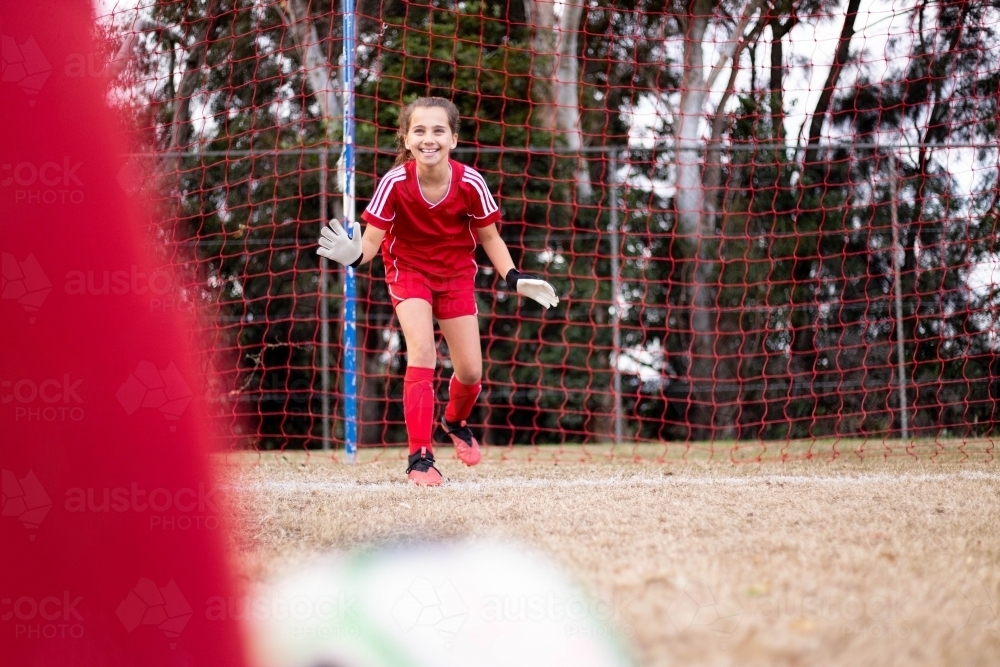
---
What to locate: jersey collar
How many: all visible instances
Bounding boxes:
[406,159,460,209]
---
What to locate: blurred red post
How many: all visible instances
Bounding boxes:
[1,2,247,665]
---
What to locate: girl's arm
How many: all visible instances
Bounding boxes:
[357,224,386,266]
[477,222,559,309]
[476,223,515,276]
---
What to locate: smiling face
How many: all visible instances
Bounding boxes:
[403,106,458,170]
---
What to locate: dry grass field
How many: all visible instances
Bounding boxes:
[221,443,999,667]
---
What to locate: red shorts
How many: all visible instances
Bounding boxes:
[385,264,479,319]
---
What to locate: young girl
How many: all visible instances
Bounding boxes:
[317,97,558,486]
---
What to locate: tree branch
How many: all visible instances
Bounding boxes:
[706,0,765,91]
[703,12,768,217]
[279,0,342,127]
[710,6,768,127]
[158,0,224,184]
[805,0,862,156]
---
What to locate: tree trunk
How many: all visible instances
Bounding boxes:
[555,0,592,200]
[158,0,224,184]
[704,2,766,225]
[699,1,768,439]
[899,1,971,437]
[526,0,592,200]
[787,0,860,432]
[526,0,557,132]
[674,5,709,239]
[281,0,344,224]
[768,23,784,141]
[767,12,796,143]
[280,0,343,124]
[804,0,861,168]
[674,0,722,440]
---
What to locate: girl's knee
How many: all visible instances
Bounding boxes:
[406,342,437,368]
[454,368,482,385]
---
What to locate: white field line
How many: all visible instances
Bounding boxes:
[229,470,999,494]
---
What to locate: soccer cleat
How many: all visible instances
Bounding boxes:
[442,418,481,466]
[406,448,442,486]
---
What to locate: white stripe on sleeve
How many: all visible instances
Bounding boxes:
[462,169,498,217]
[464,169,498,212]
[366,167,406,220]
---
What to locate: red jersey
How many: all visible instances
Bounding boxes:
[361,159,501,280]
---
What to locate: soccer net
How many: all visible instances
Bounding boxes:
[99,0,999,459]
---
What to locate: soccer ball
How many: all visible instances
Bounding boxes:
[251,540,636,667]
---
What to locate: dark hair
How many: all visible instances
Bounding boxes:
[394,97,460,167]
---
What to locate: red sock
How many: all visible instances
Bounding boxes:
[445,375,481,423]
[404,366,435,455]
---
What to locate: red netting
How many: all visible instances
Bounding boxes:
[98,0,998,460]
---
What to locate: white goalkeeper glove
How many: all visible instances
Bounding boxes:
[317,219,363,267]
[505,269,559,309]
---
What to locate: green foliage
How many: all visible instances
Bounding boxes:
[123,0,997,448]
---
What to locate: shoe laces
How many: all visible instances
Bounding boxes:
[406,447,440,474]
[443,419,475,447]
